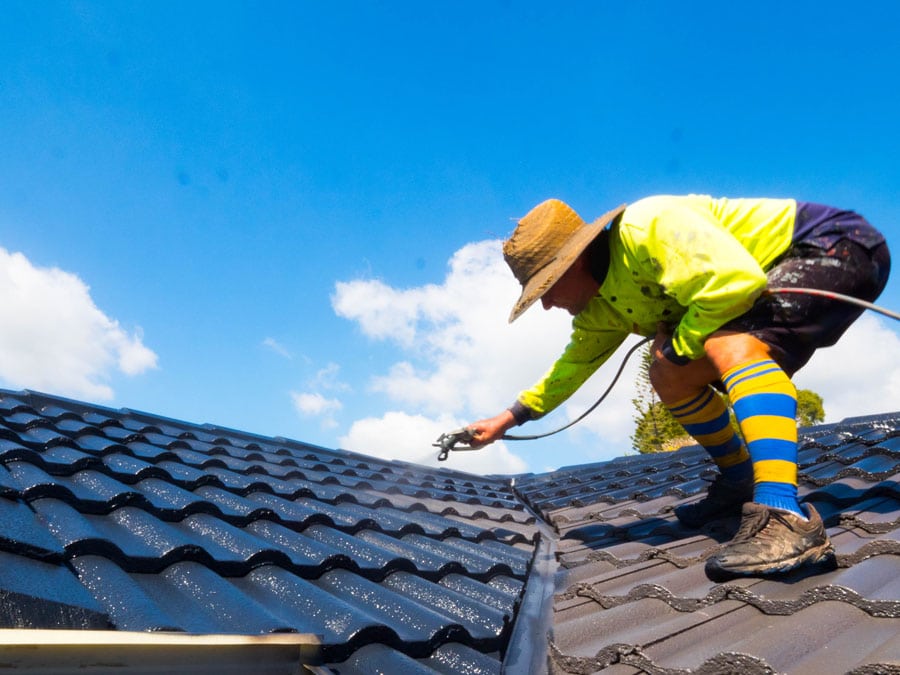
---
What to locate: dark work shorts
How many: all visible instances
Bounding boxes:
[721,228,891,376]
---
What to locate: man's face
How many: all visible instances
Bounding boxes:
[540,255,598,316]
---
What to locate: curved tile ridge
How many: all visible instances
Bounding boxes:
[31,495,533,583]
[549,641,776,675]
[838,513,900,535]
[801,466,900,487]
[561,581,900,618]
[805,480,900,507]
[332,641,501,675]
[551,504,684,526]
[834,539,900,566]
[72,556,520,664]
[559,545,711,571]
[815,445,900,465]
[8,460,535,546]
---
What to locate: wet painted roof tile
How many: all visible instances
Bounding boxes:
[0,389,537,672]
[2,387,900,673]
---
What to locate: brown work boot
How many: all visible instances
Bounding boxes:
[674,473,754,528]
[705,502,834,579]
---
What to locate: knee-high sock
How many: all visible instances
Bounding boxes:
[722,359,803,516]
[668,387,752,481]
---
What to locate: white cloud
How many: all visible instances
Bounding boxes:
[793,313,900,422]
[547,335,651,459]
[332,240,580,474]
[292,391,342,415]
[332,278,430,347]
[0,247,158,401]
[288,362,351,431]
[309,362,350,392]
[339,411,528,475]
[291,391,342,430]
[262,337,293,359]
[334,240,572,414]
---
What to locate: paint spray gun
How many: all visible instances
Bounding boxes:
[433,427,479,461]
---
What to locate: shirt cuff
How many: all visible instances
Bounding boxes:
[508,400,536,425]
[661,336,692,366]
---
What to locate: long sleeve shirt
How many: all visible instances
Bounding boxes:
[516,194,797,417]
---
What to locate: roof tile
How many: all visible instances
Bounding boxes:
[2,388,900,673]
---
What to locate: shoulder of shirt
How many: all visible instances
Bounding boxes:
[624,194,713,215]
[620,195,723,236]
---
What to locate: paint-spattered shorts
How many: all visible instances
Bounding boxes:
[722,214,891,376]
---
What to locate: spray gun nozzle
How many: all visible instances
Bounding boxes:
[433,427,477,461]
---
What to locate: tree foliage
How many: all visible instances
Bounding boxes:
[631,344,827,453]
[796,389,825,427]
[631,345,692,454]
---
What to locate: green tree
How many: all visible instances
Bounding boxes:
[631,345,692,453]
[632,400,694,453]
[796,389,825,427]
[631,345,828,452]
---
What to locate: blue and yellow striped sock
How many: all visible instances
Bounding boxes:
[668,388,752,482]
[722,358,803,517]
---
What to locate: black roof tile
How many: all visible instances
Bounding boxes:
[0,550,109,628]
[80,411,121,428]
[192,485,276,520]
[335,642,502,675]
[302,524,415,574]
[312,568,508,652]
[0,397,30,415]
[245,520,355,572]
[53,417,101,435]
[0,496,67,560]
[139,561,295,633]
[3,388,900,673]
[513,411,900,675]
[245,492,335,526]
[3,411,50,431]
[352,531,467,576]
[380,570,512,639]
[76,433,129,454]
[239,566,405,648]
[16,425,76,448]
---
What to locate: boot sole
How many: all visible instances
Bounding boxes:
[706,540,835,578]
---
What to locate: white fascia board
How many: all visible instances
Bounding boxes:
[0,630,321,674]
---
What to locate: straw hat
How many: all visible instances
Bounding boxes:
[503,199,627,322]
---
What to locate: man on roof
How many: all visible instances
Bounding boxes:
[467,195,890,578]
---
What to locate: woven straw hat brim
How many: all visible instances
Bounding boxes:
[508,203,627,322]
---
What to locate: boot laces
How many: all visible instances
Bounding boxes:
[731,507,797,544]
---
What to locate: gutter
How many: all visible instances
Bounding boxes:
[0,630,320,674]
[501,479,559,674]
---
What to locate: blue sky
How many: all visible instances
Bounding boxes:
[1,1,899,475]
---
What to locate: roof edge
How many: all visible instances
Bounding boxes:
[0,629,321,673]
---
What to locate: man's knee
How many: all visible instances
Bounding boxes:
[704,331,774,375]
[649,355,718,404]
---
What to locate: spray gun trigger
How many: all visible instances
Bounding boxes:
[433,427,476,461]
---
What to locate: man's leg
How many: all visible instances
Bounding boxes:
[661,236,887,573]
[668,388,751,482]
[702,331,832,576]
[650,346,754,527]
[705,333,802,516]
[653,328,807,525]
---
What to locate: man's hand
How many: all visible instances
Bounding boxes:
[466,409,517,447]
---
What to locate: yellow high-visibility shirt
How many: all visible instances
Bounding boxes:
[518,194,796,416]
